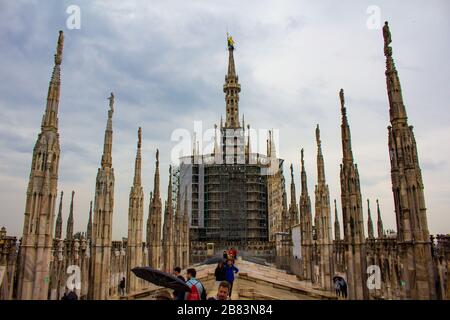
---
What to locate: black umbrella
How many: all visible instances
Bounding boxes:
[131,267,191,293]
[202,255,226,265]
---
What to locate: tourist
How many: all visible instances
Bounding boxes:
[173,266,186,300]
[339,278,348,299]
[230,248,238,260]
[61,287,78,300]
[185,268,207,300]
[119,277,126,296]
[223,250,228,260]
[214,261,226,288]
[61,287,70,300]
[334,279,341,297]
[224,259,239,297]
[208,281,231,300]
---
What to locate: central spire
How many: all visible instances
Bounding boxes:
[224,33,241,128]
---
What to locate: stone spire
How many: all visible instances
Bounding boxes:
[86,200,92,241]
[299,148,313,281]
[148,149,162,269]
[162,165,175,272]
[127,127,145,293]
[154,149,160,198]
[383,22,436,299]
[133,127,142,186]
[334,199,341,241]
[146,191,153,246]
[17,31,64,300]
[224,34,241,128]
[314,125,334,291]
[376,199,384,238]
[55,191,63,239]
[367,199,374,239]
[383,21,407,124]
[41,30,64,132]
[288,164,299,226]
[66,190,75,240]
[315,125,326,184]
[101,93,114,169]
[340,89,354,164]
[88,93,116,300]
[338,89,367,299]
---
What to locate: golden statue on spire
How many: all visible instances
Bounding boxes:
[227,32,235,49]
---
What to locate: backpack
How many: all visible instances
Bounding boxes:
[186,281,201,300]
[186,280,207,300]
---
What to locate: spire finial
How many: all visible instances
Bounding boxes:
[55,30,64,66]
[101,93,114,168]
[133,127,142,186]
[383,21,392,57]
[42,30,65,131]
[315,124,321,147]
[227,32,235,50]
[301,148,304,166]
[339,88,346,116]
[108,92,115,112]
[138,127,142,148]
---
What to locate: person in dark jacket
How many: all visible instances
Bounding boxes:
[214,261,226,288]
[61,287,78,300]
[119,277,126,296]
[224,259,239,297]
[173,266,186,300]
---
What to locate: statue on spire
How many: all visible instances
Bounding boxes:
[138,127,142,148]
[54,30,64,66]
[383,21,392,57]
[315,124,321,147]
[227,32,235,49]
[108,92,115,112]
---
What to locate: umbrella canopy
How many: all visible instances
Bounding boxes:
[131,267,191,293]
[333,276,347,288]
[202,256,226,265]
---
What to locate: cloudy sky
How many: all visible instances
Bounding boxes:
[0,0,449,239]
